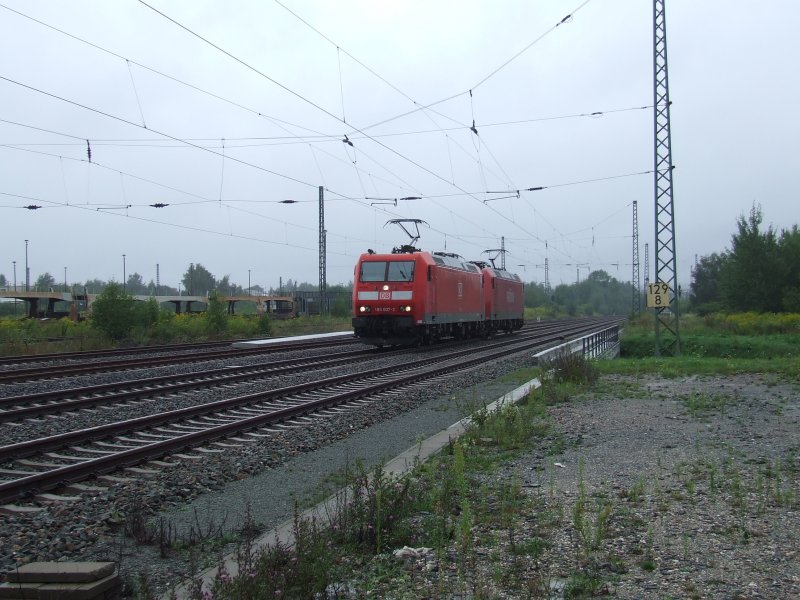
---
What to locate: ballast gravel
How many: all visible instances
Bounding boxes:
[0,339,533,595]
[379,373,799,600]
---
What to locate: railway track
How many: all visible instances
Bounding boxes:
[0,318,622,505]
[0,346,387,423]
[0,319,599,422]
[0,335,358,384]
[0,339,234,368]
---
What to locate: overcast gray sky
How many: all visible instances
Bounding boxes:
[1,0,797,292]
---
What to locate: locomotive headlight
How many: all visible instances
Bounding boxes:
[382,284,390,291]
[359,306,371,313]
[400,305,412,312]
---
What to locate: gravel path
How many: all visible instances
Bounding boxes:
[496,373,800,599]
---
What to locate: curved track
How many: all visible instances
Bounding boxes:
[0,318,622,505]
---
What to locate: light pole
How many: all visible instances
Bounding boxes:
[12,261,17,315]
[64,267,67,292]
[122,254,126,293]
[248,269,251,296]
[24,239,29,291]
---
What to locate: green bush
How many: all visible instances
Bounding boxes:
[89,283,139,341]
[543,351,599,385]
[204,293,228,336]
[256,313,272,335]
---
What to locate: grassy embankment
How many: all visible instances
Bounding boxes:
[614,311,800,378]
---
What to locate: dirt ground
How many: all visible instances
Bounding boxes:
[501,373,800,599]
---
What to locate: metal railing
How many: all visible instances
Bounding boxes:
[533,321,623,364]
[581,325,621,359]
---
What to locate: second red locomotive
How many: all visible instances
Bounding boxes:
[351,248,523,346]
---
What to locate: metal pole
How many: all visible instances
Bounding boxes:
[12,261,17,315]
[653,0,680,356]
[24,239,29,291]
[248,270,251,295]
[632,200,641,315]
[123,254,126,293]
[64,267,67,292]
[156,263,160,296]
[544,257,550,295]
[319,186,326,313]
[189,263,194,296]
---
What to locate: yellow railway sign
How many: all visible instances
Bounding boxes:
[646,282,671,308]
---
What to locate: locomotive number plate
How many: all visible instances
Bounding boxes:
[379,291,391,300]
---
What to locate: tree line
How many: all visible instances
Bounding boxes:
[691,206,799,314]
[0,263,323,297]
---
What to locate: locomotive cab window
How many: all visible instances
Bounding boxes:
[360,261,387,282]
[359,261,415,282]
[387,261,415,282]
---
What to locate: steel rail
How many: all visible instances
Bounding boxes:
[0,335,358,384]
[0,339,235,367]
[0,319,607,462]
[0,347,386,422]
[0,319,623,504]
[0,318,603,421]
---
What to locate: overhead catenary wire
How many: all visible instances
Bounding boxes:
[132,0,540,255]
[268,0,630,270]
[350,0,596,134]
[0,143,318,207]
[0,103,652,148]
[0,142,387,253]
[136,0,561,259]
[0,75,324,191]
[0,2,336,140]
[470,0,594,91]
[132,1,496,209]
[3,129,646,270]
[274,0,471,133]
[0,190,369,254]
[1,1,647,283]
[126,60,147,128]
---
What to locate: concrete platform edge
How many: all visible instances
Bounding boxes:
[166,376,542,599]
[231,331,354,349]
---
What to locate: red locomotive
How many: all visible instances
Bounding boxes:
[478,264,526,335]
[351,221,524,346]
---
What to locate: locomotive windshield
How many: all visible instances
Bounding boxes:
[360,260,415,282]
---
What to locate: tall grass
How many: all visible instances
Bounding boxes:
[622,312,800,361]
